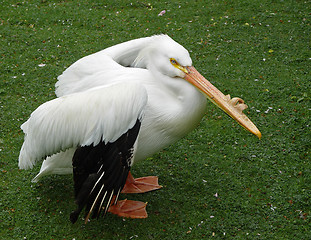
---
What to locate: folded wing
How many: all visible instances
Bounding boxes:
[18,82,148,170]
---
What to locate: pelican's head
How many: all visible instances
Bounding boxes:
[133,35,191,78]
[139,35,261,139]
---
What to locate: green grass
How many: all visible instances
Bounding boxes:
[1,0,310,239]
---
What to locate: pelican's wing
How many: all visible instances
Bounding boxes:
[19,82,147,222]
[55,53,122,96]
[70,118,141,223]
[19,82,148,170]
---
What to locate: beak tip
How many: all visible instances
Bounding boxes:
[255,131,262,140]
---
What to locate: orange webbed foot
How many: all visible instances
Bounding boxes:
[108,199,148,218]
[121,171,162,194]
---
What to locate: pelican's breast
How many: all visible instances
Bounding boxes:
[133,83,206,163]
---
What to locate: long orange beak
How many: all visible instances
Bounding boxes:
[184,66,261,139]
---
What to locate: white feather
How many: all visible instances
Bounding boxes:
[31,149,75,182]
[19,82,148,170]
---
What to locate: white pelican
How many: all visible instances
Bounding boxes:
[19,35,261,223]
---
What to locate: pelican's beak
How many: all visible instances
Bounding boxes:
[184,66,261,139]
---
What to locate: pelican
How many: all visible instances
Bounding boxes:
[19,35,261,223]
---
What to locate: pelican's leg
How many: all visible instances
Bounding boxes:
[121,171,162,194]
[108,198,148,219]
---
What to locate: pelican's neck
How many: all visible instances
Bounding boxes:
[151,68,205,109]
[104,36,157,68]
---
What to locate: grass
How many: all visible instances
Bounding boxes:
[1,0,310,239]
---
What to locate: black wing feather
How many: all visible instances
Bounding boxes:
[70,119,141,223]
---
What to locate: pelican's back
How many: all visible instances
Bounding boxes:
[55,35,173,97]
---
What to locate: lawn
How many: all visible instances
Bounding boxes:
[0,0,310,239]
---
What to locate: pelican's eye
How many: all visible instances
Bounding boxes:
[170,58,188,74]
[170,58,178,66]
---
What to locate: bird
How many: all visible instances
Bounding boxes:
[19,34,261,223]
